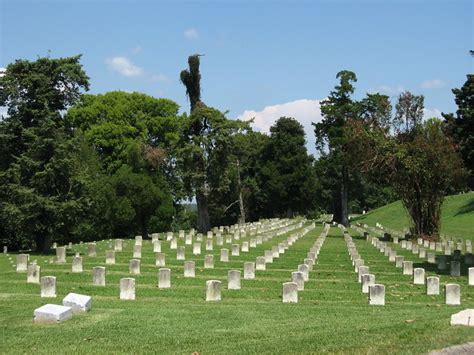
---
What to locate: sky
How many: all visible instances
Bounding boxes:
[1,0,473,155]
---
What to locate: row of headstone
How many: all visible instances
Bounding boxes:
[344,231,384,305]
[360,227,463,305]
[285,224,329,300]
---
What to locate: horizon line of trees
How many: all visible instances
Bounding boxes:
[0,54,471,251]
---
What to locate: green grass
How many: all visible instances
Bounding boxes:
[353,192,474,239]
[1,223,474,354]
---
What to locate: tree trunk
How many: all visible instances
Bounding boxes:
[196,191,211,233]
[340,165,349,227]
[36,234,52,254]
[236,160,245,224]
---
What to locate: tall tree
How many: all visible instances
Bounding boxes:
[259,117,317,217]
[394,91,424,133]
[0,56,90,252]
[314,70,358,226]
[443,75,474,189]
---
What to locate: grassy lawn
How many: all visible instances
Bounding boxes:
[353,192,474,239]
[1,222,474,354]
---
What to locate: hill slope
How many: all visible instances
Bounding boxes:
[353,192,474,239]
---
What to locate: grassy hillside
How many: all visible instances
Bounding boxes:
[353,192,474,239]
[1,224,473,354]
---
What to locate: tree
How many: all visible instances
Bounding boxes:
[177,105,248,232]
[347,117,464,239]
[394,91,424,133]
[314,70,358,226]
[259,117,317,217]
[443,75,474,189]
[0,55,90,252]
[65,91,180,236]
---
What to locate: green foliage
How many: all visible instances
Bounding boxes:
[258,117,317,217]
[443,74,474,189]
[0,56,90,252]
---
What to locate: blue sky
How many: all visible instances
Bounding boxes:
[1,0,472,154]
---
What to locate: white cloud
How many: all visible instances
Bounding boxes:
[184,28,199,40]
[369,85,405,96]
[420,79,445,89]
[106,56,143,77]
[0,67,6,77]
[423,108,443,120]
[237,99,323,156]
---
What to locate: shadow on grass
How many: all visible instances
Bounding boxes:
[454,196,474,216]
[413,257,472,277]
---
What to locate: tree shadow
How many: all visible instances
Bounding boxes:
[454,196,474,216]
[413,256,471,277]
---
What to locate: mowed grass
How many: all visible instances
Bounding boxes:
[353,192,474,239]
[1,223,474,354]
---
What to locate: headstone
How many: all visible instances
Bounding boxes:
[450,309,474,326]
[419,248,426,259]
[120,278,135,300]
[133,245,142,259]
[177,246,185,261]
[389,250,397,262]
[264,250,273,263]
[256,256,266,270]
[129,259,140,275]
[155,252,165,267]
[205,239,213,251]
[72,256,83,273]
[206,280,221,301]
[282,282,298,303]
[170,237,178,249]
[437,255,448,271]
[358,266,369,283]
[105,250,115,265]
[242,241,249,252]
[88,243,97,257]
[153,241,161,253]
[34,304,72,324]
[451,260,461,277]
[228,270,241,290]
[3,246,7,254]
[466,253,474,265]
[56,247,66,263]
[272,246,279,258]
[427,252,436,263]
[41,276,56,298]
[244,262,255,279]
[92,266,106,286]
[445,284,461,305]
[16,254,28,272]
[395,255,404,268]
[135,235,142,246]
[193,243,201,255]
[403,261,413,275]
[204,254,214,269]
[220,249,229,262]
[27,264,41,284]
[304,258,314,270]
[184,261,195,278]
[291,271,305,291]
[231,244,240,256]
[413,268,425,285]
[62,293,92,312]
[469,267,474,286]
[114,239,123,252]
[426,276,440,295]
[369,284,385,305]
[298,264,309,281]
[361,274,375,294]
[158,268,171,288]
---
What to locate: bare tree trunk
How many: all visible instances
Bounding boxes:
[236,160,245,224]
[196,191,211,233]
[340,165,349,227]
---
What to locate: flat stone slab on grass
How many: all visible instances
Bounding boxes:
[62,293,92,312]
[451,309,474,327]
[34,304,73,324]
